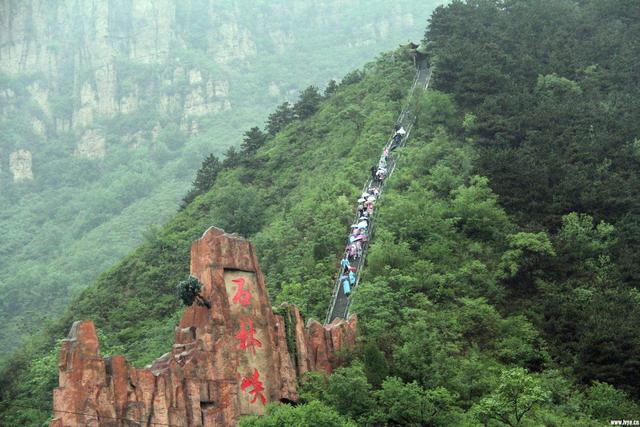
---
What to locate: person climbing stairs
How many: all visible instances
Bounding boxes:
[325,64,431,324]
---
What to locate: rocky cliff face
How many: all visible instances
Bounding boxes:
[9,149,33,181]
[50,227,356,427]
[0,0,236,174]
[0,0,421,179]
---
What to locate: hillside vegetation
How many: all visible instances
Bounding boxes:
[2,1,640,426]
[0,0,440,362]
[0,48,417,426]
[425,0,640,398]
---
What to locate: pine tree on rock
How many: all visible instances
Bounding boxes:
[176,276,211,309]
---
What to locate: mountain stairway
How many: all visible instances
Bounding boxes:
[325,63,432,324]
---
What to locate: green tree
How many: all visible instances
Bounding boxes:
[362,341,389,388]
[340,69,364,86]
[350,279,399,342]
[222,146,242,169]
[266,102,294,136]
[338,106,365,132]
[207,183,266,237]
[294,86,323,120]
[368,377,459,426]
[555,213,616,276]
[450,175,511,241]
[324,363,374,421]
[499,232,555,281]
[392,317,439,387]
[324,80,339,97]
[413,90,457,131]
[241,127,267,157]
[182,154,222,207]
[298,371,329,404]
[581,381,639,422]
[473,367,549,426]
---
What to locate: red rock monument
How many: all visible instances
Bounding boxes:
[51,227,356,427]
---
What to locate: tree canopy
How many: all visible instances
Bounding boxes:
[2,1,640,425]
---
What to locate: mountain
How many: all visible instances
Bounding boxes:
[2,0,640,426]
[0,0,443,361]
[0,40,420,426]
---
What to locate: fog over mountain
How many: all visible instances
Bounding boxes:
[0,0,441,361]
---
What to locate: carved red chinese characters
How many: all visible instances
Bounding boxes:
[241,369,266,406]
[235,318,262,354]
[232,277,252,306]
[50,227,357,427]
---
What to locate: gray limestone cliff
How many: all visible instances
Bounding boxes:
[0,1,421,177]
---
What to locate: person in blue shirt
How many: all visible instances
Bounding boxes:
[341,257,350,273]
[340,274,351,296]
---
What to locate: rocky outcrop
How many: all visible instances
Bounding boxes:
[0,1,424,175]
[74,130,106,160]
[9,149,34,181]
[51,227,356,427]
[285,305,358,377]
[0,1,236,161]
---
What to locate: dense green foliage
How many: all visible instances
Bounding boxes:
[239,401,355,427]
[0,0,441,361]
[303,105,637,424]
[425,0,640,398]
[2,1,640,425]
[176,276,210,308]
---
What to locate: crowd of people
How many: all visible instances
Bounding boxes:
[338,124,406,297]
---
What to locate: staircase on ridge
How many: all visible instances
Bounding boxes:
[325,64,432,325]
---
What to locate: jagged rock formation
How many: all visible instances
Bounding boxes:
[74,130,106,160]
[9,149,33,182]
[285,305,358,377]
[0,0,417,143]
[51,227,356,427]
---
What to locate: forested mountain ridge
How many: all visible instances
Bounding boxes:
[425,0,640,398]
[2,0,640,425]
[0,0,442,362]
